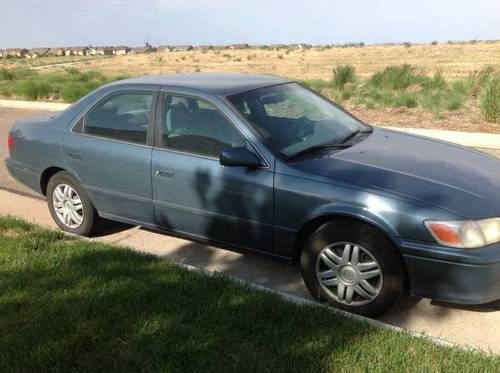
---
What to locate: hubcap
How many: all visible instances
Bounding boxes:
[316,242,383,306]
[52,184,84,229]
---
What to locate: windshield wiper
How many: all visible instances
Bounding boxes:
[286,143,352,161]
[339,126,373,144]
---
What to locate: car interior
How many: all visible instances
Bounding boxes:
[85,96,151,144]
[162,95,245,157]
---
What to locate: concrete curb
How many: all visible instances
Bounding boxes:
[0,99,69,111]
[384,127,500,150]
[0,99,499,149]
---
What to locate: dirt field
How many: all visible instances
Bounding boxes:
[1,42,499,133]
[3,42,499,80]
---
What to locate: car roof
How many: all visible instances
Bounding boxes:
[113,73,292,96]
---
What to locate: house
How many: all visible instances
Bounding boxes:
[172,45,193,52]
[228,43,250,50]
[26,48,51,58]
[49,47,64,56]
[92,47,114,55]
[0,49,4,58]
[71,46,89,56]
[113,46,131,55]
[4,48,28,58]
[88,46,99,55]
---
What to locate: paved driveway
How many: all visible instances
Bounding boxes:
[1,107,500,353]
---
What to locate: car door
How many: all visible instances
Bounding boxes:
[64,89,156,225]
[151,91,274,252]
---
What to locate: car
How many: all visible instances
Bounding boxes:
[6,73,500,316]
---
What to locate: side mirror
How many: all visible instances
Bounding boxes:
[219,147,265,168]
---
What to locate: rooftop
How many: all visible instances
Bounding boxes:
[117,73,291,96]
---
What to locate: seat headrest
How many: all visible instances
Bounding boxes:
[168,103,190,132]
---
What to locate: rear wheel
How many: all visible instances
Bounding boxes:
[46,171,100,236]
[300,220,405,317]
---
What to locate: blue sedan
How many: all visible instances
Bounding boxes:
[6,73,500,316]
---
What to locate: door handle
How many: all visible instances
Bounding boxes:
[155,169,175,177]
[67,151,82,159]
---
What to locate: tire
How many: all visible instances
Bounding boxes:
[46,171,100,236]
[300,219,405,317]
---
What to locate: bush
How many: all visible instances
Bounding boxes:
[394,92,418,108]
[18,81,51,100]
[0,68,37,81]
[0,67,127,102]
[447,95,464,111]
[369,64,424,90]
[480,76,500,122]
[466,66,495,97]
[60,84,88,102]
[332,65,356,89]
[427,70,447,89]
[300,79,331,92]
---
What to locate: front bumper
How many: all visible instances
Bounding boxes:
[401,240,500,304]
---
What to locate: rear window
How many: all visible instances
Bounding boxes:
[84,92,153,144]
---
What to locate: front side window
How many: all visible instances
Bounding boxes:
[228,83,366,158]
[85,92,153,144]
[162,94,245,157]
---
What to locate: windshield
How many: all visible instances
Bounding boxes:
[227,83,365,158]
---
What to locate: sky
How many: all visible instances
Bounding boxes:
[1,0,499,48]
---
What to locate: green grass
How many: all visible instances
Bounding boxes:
[303,64,499,123]
[480,74,500,122]
[0,67,127,102]
[0,216,499,372]
[0,63,498,124]
[332,65,356,89]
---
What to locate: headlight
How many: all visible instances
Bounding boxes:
[424,218,500,249]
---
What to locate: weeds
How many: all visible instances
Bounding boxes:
[1,63,498,123]
[0,67,126,101]
[369,64,424,90]
[332,65,356,89]
[480,75,500,122]
[301,64,499,123]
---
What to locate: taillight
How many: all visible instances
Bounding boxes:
[7,135,14,150]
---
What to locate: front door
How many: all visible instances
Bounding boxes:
[64,90,156,225]
[151,93,274,252]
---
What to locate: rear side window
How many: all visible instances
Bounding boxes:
[84,92,153,144]
[162,94,245,158]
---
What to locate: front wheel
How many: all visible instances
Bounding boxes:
[46,171,100,236]
[300,220,405,317]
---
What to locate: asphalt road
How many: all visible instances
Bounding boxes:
[1,107,500,352]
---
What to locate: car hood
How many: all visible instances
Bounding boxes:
[290,127,500,219]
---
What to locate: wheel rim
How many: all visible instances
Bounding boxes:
[316,242,383,306]
[52,183,84,229]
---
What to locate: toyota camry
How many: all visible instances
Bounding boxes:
[6,73,500,316]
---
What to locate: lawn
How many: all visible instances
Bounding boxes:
[0,216,499,372]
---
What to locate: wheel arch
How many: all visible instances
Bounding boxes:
[292,207,402,261]
[40,166,84,196]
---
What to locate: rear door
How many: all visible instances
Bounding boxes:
[151,91,274,252]
[64,89,157,225]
